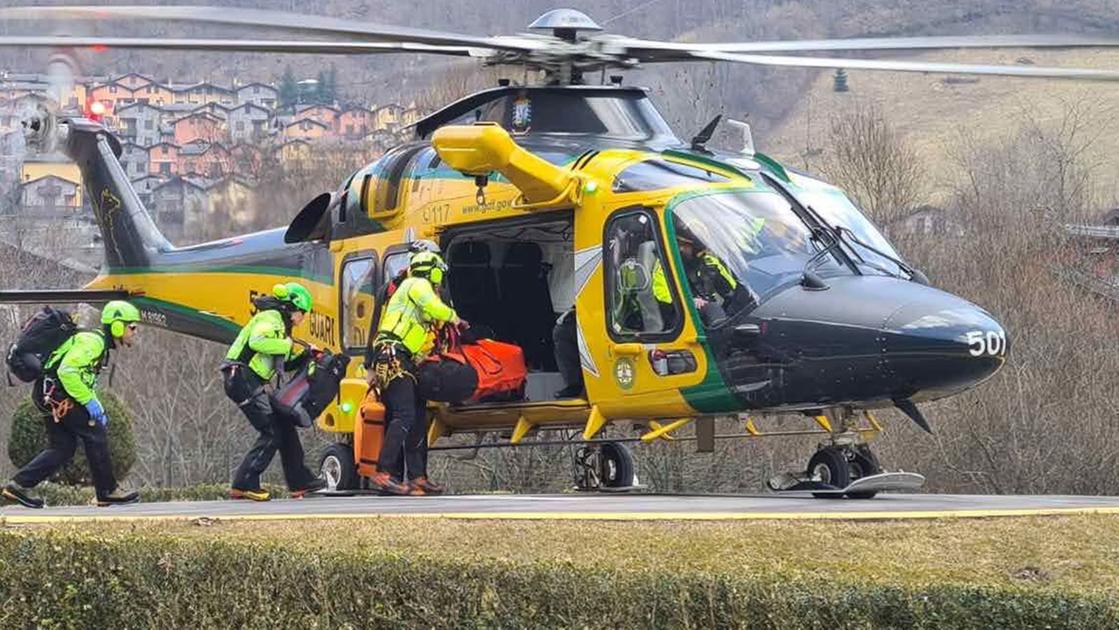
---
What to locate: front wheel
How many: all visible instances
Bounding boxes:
[807,447,850,499]
[319,443,357,491]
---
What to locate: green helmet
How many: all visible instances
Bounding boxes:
[272,282,313,313]
[101,300,141,337]
[409,250,447,285]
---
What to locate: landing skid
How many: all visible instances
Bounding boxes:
[767,471,926,498]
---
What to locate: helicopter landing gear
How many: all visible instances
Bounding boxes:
[767,410,925,499]
[573,441,639,492]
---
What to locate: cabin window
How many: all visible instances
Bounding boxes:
[341,255,377,354]
[604,209,681,340]
[365,250,412,344]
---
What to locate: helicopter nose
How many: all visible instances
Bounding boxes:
[880,293,1007,400]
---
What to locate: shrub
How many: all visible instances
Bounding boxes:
[0,529,1115,628]
[7,389,137,485]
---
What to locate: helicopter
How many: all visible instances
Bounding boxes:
[2,5,1110,498]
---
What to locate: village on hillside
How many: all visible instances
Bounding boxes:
[0,70,423,267]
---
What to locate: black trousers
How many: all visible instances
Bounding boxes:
[378,373,429,483]
[553,308,583,391]
[14,383,117,498]
[225,368,315,491]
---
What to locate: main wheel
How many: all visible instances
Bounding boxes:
[319,443,357,491]
[807,447,850,499]
[599,442,635,489]
[845,445,882,499]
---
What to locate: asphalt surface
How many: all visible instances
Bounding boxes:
[5,492,1119,522]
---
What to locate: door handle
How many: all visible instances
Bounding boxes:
[611,343,643,357]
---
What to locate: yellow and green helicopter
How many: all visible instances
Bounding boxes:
[3,6,1110,496]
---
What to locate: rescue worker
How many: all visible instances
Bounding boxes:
[367,248,463,495]
[2,301,142,508]
[674,225,756,320]
[222,282,325,501]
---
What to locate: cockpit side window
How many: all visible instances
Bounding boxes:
[604,208,682,341]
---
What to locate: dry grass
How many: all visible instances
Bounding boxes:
[764,48,1119,205]
[20,513,1119,596]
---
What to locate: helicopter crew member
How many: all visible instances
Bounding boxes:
[367,249,463,496]
[222,282,326,502]
[2,301,143,509]
[674,228,756,320]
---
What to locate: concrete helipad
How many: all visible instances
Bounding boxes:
[5,492,1119,523]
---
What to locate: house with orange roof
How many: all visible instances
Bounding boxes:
[148,142,181,176]
[171,111,227,145]
[283,118,329,141]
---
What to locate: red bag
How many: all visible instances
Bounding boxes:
[437,326,527,403]
[461,339,526,403]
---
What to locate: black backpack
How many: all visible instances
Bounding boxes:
[6,307,79,383]
[271,350,352,428]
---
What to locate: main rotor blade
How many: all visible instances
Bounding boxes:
[0,36,485,57]
[0,5,544,53]
[620,33,1119,60]
[690,49,1119,81]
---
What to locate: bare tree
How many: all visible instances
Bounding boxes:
[821,101,927,226]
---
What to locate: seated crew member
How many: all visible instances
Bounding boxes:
[675,226,755,321]
[2,301,143,508]
[222,283,326,502]
[367,247,463,496]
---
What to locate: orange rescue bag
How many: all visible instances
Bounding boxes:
[355,391,385,478]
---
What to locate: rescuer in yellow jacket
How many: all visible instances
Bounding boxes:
[221,282,325,502]
[368,248,462,496]
[3,301,142,509]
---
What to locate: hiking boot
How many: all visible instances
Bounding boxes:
[554,384,584,399]
[290,477,328,499]
[230,487,271,502]
[2,482,44,509]
[96,489,140,507]
[409,476,444,495]
[369,472,411,496]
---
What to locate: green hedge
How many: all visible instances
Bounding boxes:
[7,390,136,485]
[0,529,1114,629]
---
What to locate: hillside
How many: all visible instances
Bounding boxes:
[762,47,1119,207]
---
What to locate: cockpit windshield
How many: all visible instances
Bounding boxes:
[787,173,905,277]
[668,189,850,313]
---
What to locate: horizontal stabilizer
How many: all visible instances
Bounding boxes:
[0,289,135,304]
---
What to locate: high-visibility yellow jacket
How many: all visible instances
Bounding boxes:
[44,330,107,405]
[225,309,297,381]
[375,276,457,356]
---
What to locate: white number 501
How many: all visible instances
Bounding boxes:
[966,330,1005,357]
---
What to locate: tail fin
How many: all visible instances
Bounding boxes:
[61,117,171,268]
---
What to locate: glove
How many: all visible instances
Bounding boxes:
[85,399,107,426]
